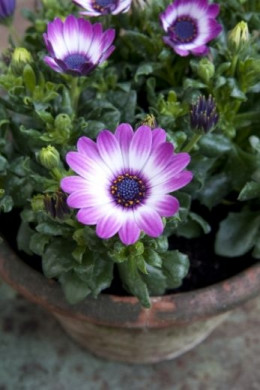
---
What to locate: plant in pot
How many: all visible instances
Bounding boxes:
[0,0,259,364]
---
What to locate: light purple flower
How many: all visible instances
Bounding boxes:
[73,0,132,16]
[61,124,193,245]
[160,0,222,57]
[43,15,115,76]
[0,0,16,22]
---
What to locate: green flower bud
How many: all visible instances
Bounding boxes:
[198,58,215,84]
[55,113,72,131]
[39,145,60,169]
[228,21,249,52]
[11,48,33,75]
[31,194,44,212]
[35,19,47,33]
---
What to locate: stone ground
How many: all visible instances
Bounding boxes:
[1,2,260,389]
[0,281,260,390]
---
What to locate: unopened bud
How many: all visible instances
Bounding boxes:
[31,194,44,212]
[190,95,218,134]
[55,113,72,131]
[39,146,60,169]
[198,58,215,84]
[228,21,249,52]
[11,48,32,75]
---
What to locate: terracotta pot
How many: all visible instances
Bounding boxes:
[0,241,260,364]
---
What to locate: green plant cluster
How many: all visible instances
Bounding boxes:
[0,0,259,307]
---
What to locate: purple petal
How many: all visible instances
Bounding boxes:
[152,128,167,147]
[87,23,103,64]
[61,176,88,194]
[135,207,164,238]
[99,45,115,64]
[63,15,79,54]
[119,216,140,245]
[96,212,123,239]
[142,142,174,179]
[101,29,116,52]
[77,18,93,54]
[66,151,111,181]
[97,130,123,173]
[174,46,190,56]
[154,171,193,194]
[115,123,134,168]
[77,205,110,225]
[207,4,220,18]
[191,45,209,56]
[151,153,191,186]
[46,18,67,58]
[129,125,152,172]
[148,195,180,217]
[44,56,63,73]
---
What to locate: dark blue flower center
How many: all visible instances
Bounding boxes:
[64,54,86,71]
[92,0,117,13]
[170,17,197,43]
[110,173,146,208]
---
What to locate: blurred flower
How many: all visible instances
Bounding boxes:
[228,21,249,52]
[160,0,222,57]
[0,0,16,24]
[73,0,132,16]
[43,15,115,76]
[44,191,70,219]
[190,95,218,133]
[61,124,192,245]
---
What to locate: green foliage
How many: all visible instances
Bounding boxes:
[0,0,259,306]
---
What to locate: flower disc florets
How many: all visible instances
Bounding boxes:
[190,95,218,133]
[61,124,193,245]
[160,0,222,56]
[73,0,132,16]
[43,15,115,75]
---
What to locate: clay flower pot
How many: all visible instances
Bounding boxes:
[0,241,260,364]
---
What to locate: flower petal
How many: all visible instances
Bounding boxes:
[147,195,180,217]
[115,123,134,169]
[142,142,174,179]
[152,128,167,147]
[96,211,123,239]
[134,206,164,238]
[63,15,79,54]
[61,176,89,193]
[119,214,140,245]
[97,130,124,173]
[153,171,193,194]
[129,125,152,172]
[77,204,111,225]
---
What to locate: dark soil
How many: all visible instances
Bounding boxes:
[0,202,257,296]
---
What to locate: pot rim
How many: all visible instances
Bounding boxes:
[0,240,259,328]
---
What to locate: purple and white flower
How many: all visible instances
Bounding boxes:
[73,0,132,16]
[61,124,193,245]
[160,0,222,57]
[0,0,16,22]
[43,15,115,75]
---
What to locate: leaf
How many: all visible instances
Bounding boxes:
[118,258,151,308]
[29,233,50,256]
[199,133,232,157]
[238,181,260,201]
[215,210,260,257]
[196,173,230,209]
[0,195,13,213]
[17,221,34,255]
[176,212,211,239]
[42,240,75,278]
[36,222,70,236]
[60,271,91,304]
[143,265,167,296]
[162,250,190,289]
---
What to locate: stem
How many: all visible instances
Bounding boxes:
[230,54,238,77]
[8,23,20,46]
[69,77,80,113]
[182,133,202,153]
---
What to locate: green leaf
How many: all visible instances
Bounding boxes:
[17,221,34,255]
[162,250,190,289]
[29,233,50,256]
[252,238,260,259]
[199,133,232,157]
[238,181,260,201]
[36,222,70,236]
[144,248,162,268]
[196,173,230,209]
[60,271,91,304]
[0,195,13,213]
[215,210,260,257]
[42,240,75,278]
[143,265,167,296]
[176,212,211,239]
[134,63,154,82]
[136,255,148,274]
[118,258,150,308]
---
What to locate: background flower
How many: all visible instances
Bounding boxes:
[73,0,132,16]
[61,124,193,245]
[160,0,222,56]
[0,0,16,23]
[43,15,115,75]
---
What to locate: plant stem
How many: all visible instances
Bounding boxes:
[230,54,238,77]
[8,23,20,46]
[69,77,80,113]
[182,133,202,153]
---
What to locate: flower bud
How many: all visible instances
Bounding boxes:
[228,21,249,52]
[141,114,157,129]
[197,58,215,84]
[31,194,44,212]
[0,0,16,25]
[55,114,72,131]
[190,95,218,134]
[44,191,70,219]
[11,48,32,75]
[39,146,60,169]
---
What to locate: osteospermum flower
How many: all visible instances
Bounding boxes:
[160,0,222,56]
[43,15,115,75]
[61,124,193,245]
[0,0,16,23]
[73,0,132,16]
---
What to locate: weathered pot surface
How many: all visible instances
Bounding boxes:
[0,241,260,363]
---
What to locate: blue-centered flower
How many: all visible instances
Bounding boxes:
[43,15,115,76]
[0,0,16,23]
[73,0,132,16]
[160,0,222,56]
[61,124,192,245]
